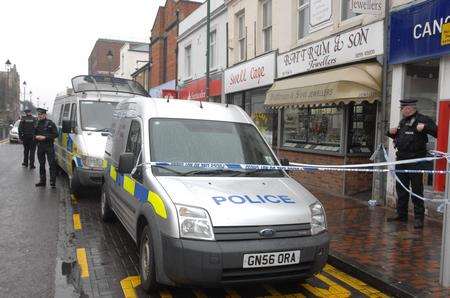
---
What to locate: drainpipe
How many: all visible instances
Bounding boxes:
[206,0,211,102]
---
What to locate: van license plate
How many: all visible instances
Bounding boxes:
[243,250,300,268]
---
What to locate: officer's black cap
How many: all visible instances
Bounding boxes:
[36,108,47,114]
[23,108,31,113]
[400,98,418,107]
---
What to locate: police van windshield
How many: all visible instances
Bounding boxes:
[149,118,284,177]
[80,101,118,132]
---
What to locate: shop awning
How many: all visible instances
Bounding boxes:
[265,62,382,108]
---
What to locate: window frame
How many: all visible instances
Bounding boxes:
[341,0,361,22]
[185,44,192,78]
[262,0,272,52]
[281,105,344,154]
[209,30,217,69]
[125,119,143,182]
[62,103,71,119]
[237,12,246,61]
[298,0,310,40]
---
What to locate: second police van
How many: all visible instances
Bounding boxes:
[52,75,149,195]
[101,97,329,292]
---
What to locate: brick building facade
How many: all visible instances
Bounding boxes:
[0,64,20,124]
[88,39,126,75]
[149,0,201,93]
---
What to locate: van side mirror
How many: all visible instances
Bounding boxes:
[280,158,290,166]
[118,153,135,174]
[62,120,73,133]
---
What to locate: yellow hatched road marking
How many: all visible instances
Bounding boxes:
[120,276,140,298]
[224,288,241,298]
[193,289,208,298]
[76,248,89,278]
[302,273,351,298]
[323,265,390,298]
[159,289,173,298]
[73,214,81,230]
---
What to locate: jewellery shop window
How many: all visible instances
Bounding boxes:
[282,106,343,152]
[347,102,376,154]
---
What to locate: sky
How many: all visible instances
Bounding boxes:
[0,0,169,113]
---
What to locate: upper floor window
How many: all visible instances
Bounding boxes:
[237,12,246,61]
[185,45,192,78]
[298,0,310,40]
[341,0,361,21]
[209,30,217,69]
[262,0,272,52]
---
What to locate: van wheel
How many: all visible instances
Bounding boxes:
[140,226,158,293]
[100,185,115,222]
[70,168,81,197]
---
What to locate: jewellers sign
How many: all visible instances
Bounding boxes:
[278,21,383,78]
[225,52,275,94]
[352,0,384,15]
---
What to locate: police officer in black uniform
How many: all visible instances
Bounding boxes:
[18,109,37,169]
[387,98,437,229]
[34,108,58,188]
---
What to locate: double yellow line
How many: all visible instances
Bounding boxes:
[71,195,90,279]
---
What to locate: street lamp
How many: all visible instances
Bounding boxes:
[22,81,27,103]
[29,91,33,104]
[5,59,11,72]
[107,50,113,77]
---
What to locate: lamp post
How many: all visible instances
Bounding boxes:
[22,81,27,102]
[5,60,11,120]
[29,90,33,105]
[107,50,113,77]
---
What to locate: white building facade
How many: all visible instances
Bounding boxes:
[177,0,227,102]
[114,42,149,79]
[226,0,386,196]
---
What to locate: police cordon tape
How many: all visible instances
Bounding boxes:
[381,147,445,203]
[147,154,449,175]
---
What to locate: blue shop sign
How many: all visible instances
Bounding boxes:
[390,0,450,64]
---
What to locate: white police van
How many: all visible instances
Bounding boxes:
[52,75,149,195]
[101,97,329,292]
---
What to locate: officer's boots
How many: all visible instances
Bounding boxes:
[35,181,46,187]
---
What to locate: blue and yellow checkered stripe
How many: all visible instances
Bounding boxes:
[105,161,167,219]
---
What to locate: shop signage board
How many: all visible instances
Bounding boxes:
[178,77,222,100]
[390,0,450,64]
[310,0,332,32]
[351,0,384,15]
[442,23,450,46]
[277,21,383,78]
[224,52,275,94]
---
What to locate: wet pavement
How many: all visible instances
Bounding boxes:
[317,189,450,297]
[0,141,390,297]
[0,141,59,296]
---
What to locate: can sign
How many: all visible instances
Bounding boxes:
[442,23,450,46]
[351,0,384,15]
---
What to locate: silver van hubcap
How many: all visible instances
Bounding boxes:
[141,237,150,281]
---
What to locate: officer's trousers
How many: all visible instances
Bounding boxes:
[37,143,57,183]
[395,163,425,220]
[22,136,36,166]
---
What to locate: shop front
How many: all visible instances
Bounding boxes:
[178,73,222,102]
[268,21,384,196]
[388,0,450,217]
[224,52,277,146]
[149,80,176,98]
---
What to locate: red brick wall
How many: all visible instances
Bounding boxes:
[88,40,124,75]
[277,149,372,196]
[149,0,201,89]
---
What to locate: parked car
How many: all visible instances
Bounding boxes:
[9,120,21,143]
[101,97,329,292]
